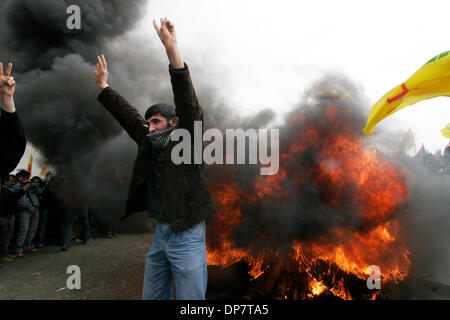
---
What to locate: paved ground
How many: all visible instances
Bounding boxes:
[0,233,153,300]
[0,226,448,300]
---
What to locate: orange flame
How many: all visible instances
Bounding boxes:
[205,105,410,299]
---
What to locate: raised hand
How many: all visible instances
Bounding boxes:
[153,17,184,69]
[94,54,109,90]
[153,17,178,49]
[0,62,16,98]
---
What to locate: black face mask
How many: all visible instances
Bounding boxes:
[146,126,176,149]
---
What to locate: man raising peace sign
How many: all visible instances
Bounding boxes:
[94,18,215,300]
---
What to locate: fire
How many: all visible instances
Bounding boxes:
[309,278,326,296]
[205,95,411,299]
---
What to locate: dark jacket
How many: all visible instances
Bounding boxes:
[14,182,41,209]
[0,110,27,216]
[1,185,25,217]
[97,63,216,232]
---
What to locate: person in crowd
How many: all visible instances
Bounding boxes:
[61,183,91,251]
[13,169,42,256]
[106,217,120,238]
[0,174,29,262]
[443,142,450,175]
[34,173,52,247]
[0,62,26,250]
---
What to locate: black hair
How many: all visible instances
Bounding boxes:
[7,174,16,180]
[16,169,31,179]
[144,103,176,121]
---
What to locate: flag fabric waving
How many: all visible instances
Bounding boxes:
[398,128,415,153]
[38,167,50,177]
[364,50,450,134]
[441,123,450,138]
[27,155,33,174]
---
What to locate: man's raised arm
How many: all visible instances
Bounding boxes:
[153,17,184,69]
[153,18,204,132]
[0,62,27,176]
[94,55,148,144]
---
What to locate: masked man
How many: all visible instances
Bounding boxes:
[94,18,215,300]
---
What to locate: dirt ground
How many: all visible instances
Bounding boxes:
[0,232,153,300]
[1,219,448,300]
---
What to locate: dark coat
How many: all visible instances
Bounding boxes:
[0,110,26,179]
[97,63,216,232]
[1,185,25,217]
[0,110,26,216]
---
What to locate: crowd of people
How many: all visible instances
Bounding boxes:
[0,61,120,265]
[414,142,450,175]
[0,169,94,263]
[0,168,123,264]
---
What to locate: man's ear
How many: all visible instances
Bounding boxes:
[169,116,179,127]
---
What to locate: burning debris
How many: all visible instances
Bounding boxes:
[204,75,411,300]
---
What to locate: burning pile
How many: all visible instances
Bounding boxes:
[204,77,411,300]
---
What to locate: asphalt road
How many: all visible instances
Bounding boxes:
[1,227,448,300]
[0,233,153,300]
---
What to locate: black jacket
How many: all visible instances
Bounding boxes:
[1,185,25,217]
[97,63,216,232]
[0,110,26,178]
[0,110,27,216]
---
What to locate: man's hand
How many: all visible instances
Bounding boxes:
[23,182,32,191]
[153,18,184,69]
[153,17,178,50]
[29,206,36,214]
[0,62,17,112]
[0,62,16,98]
[94,55,109,90]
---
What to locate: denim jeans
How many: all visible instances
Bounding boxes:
[142,221,208,300]
[0,215,15,257]
[15,208,40,253]
[37,207,49,244]
[62,203,90,247]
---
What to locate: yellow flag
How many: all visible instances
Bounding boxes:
[398,128,415,153]
[364,50,450,134]
[441,123,450,138]
[27,155,33,174]
[38,167,50,177]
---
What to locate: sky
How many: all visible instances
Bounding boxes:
[18,0,450,172]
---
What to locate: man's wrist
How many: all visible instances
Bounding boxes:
[1,95,13,102]
[165,47,184,69]
[1,96,16,112]
[98,82,110,90]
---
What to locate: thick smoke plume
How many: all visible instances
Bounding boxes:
[0,0,151,228]
[204,74,449,298]
[206,75,372,249]
[0,0,275,230]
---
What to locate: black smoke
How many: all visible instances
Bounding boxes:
[206,74,373,251]
[0,0,276,232]
[205,74,449,298]
[0,0,149,229]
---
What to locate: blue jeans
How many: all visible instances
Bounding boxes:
[143,221,208,300]
[62,203,90,247]
[0,215,15,257]
[38,207,49,244]
[15,208,40,253]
